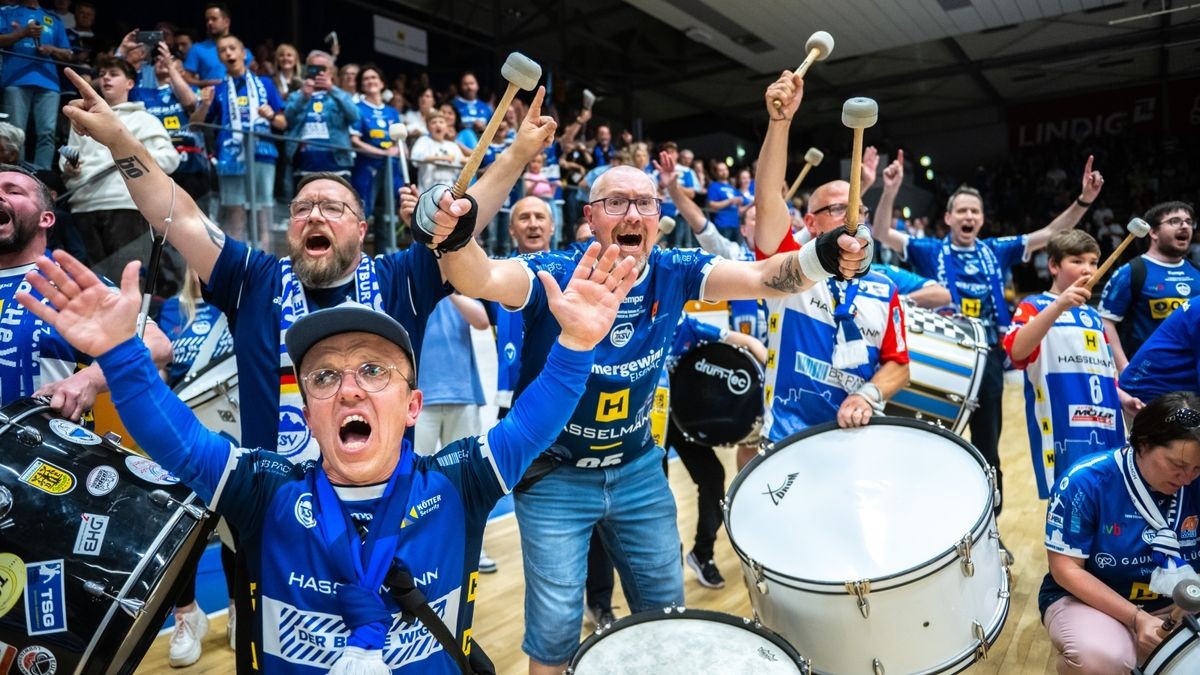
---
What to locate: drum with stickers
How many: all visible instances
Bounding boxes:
[0,397,215,674]
[1139,614,1200,674]
[668,342,764,446]
[725,418,1010,674]
[173,352,240,443]
[567,607,811,674]
[886,303,988,434]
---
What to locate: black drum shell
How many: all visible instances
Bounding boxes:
[668,341,764,446]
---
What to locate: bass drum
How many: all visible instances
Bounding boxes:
[567,607,811,674]
[668,342,763,446]
[886,304,988,434]
[725,418,1010,674]
[173,352,240,443]
[0,397,214,674]
[1139,615,1200,674]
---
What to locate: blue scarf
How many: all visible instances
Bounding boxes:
[828,279,868,369]
[313,442,415,652]
[217,74,269,176]
[937,237,1010,339]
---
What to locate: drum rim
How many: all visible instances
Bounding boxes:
[1140,613,1200,672]
[898,311,988,433]
[567,607,808,671]
[173,353,239,401]
[725,417,995,589]
[668,340,765,445]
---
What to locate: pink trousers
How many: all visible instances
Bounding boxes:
[1043,596,1174,674]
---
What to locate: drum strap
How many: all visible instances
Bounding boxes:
[385,566,495,675]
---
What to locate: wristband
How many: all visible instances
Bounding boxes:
[853,383,886,412]
[795,241,833,283]
[1076,197,1093,208]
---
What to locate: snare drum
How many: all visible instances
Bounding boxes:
[174,353,240,443]
[668,342,763,446]
[887,304,987,433]
[1140,615,1200,674]
[0,397,214,674]
[567,607,811,674]
[725,418,1010,674]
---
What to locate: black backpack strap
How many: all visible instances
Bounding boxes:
[386,566,475,675]
[1120,256,1147,354]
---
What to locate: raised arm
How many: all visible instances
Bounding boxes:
[1025,155,1104,253]
[653,151,725,246]
[873,150,908,253]
[754,71,803,257]
[703,227,871,301]
[61,68,226,282]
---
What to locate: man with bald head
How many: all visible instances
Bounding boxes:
[412,104,873,670]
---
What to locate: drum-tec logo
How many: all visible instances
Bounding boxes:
[295,493,316,529]
[763,473,799,506]
[693,358,752,395]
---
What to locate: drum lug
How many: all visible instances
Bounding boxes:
[973,620,988,660]
[149,489,209,521]
[17,425,41,446]
[799,656,813,675]
[872,658,885,675]
[752,560,768,596]
[845,579,871,618]
[956,533,975,577]
[83,580,145,619]
[103,431,122,445]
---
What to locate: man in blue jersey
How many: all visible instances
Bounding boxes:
[284,50,359,187]
[1121,298,1200,412]
[0,165,171,417]
[873,141,1104,514]
[18,238,637,675]
[1099,201,1200,373]
[0,0,72,169]
[182,3,252,88]
[412,116,872,673]
[451,71,492,134]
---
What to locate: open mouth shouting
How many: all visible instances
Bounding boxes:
[615,231,644,255]
[304,231,333,257]
[339,413,372,451]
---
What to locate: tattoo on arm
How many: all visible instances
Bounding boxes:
[114,156,151,180]
[200,214,226,249]
[763,252,809,293]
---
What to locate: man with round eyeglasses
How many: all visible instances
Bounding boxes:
[16,241,636,674]
[1099,201,1200,380]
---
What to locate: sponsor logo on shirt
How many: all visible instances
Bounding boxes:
[1094,552,1117,568]
[1102,522,1123,536]
[401,494,442,529]
[294,492,316,529]
[609,322,634,347]
[595,389,630,422]
[1150,297,1187,320]
[1082,330,1100,352]
[72,514,109,557]
[1177,282,1192,296]
[1068,405,1117,430]
[1056,354,1111,367]
[793,353,866,393]
[1183,515,1199,541]
[591,347,664,381]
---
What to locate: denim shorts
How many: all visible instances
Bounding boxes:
[218,164,276,207]
[515,447,684,665]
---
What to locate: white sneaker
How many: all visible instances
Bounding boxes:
[478,549,498,574]
[168,604,209,667]
[226,603,236,651]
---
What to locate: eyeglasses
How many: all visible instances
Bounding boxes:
[1167,408,1200,428]
[289,200,361,220]
[589,196,662,217]
[301,362,411,399]
[1159,217,1195,229]
[811,203,871,218]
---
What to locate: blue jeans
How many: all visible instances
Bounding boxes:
[3,86,59,169]
[515,447,683,665]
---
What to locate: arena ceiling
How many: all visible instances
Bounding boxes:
[374,0,1200,133]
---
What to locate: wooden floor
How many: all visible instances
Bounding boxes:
[137,377,1059,674]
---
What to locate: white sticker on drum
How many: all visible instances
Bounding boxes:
[15,645,57,675]
[72,514,109,556]
[47,419,102,446]
[124,456,180,485]
[85,466,119,496]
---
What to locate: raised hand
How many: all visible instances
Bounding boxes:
[765,70,804,121]
[414,187,473,248]
[1080,154,1104,203]
[882,149,905,191]
[861,146,880,193]
[15,251,142,358]
[1055,274,1092,310]
[61,68,128,145]
[543,242,637,351]
[511,86,558,162]
[652,150,676,190]
[398,185,418,225]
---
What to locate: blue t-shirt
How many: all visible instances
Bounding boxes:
[1099,256,1200,358]
[157,298,234,388]
[182,38,253,83]
[0,261,83,405]
[1121,299,1200,403]
[133,84,209,175]
[905,235,1029,344]
[592,143,614,168]
[515,243,716,468]
[657,166,697,219]
[97,335,592,675]
[451,96,492,130]
[418,298,485,407]
[1039,449,1200,615]
[707,181,739,229]
[296,92,345,173]
[876,264,935,297]
[204,238,450,452]
[0,6,70,91]
[352,100,402,169]
[455,128,479,153]
[206,75,284,164]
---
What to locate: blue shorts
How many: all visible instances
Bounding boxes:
[217,164,276,208]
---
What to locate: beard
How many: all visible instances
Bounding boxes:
[288,233,361,287]
[0,210,40,257]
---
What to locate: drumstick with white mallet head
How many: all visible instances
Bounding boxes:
[785,147,824,201]
[388,122,411,185]
[842,97,879,235]
[1157,578,1200,637]
[451,52,542,199]
[1084,217,1151,290]
[772,31,834,109]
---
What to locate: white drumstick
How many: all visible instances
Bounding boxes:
[1086,217,1150,290]
[772,31,834,109]
[842,97,878,235]
[452,52,542,199]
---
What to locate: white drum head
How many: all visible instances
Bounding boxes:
[729,420,990,582]
[571,612,805,674]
